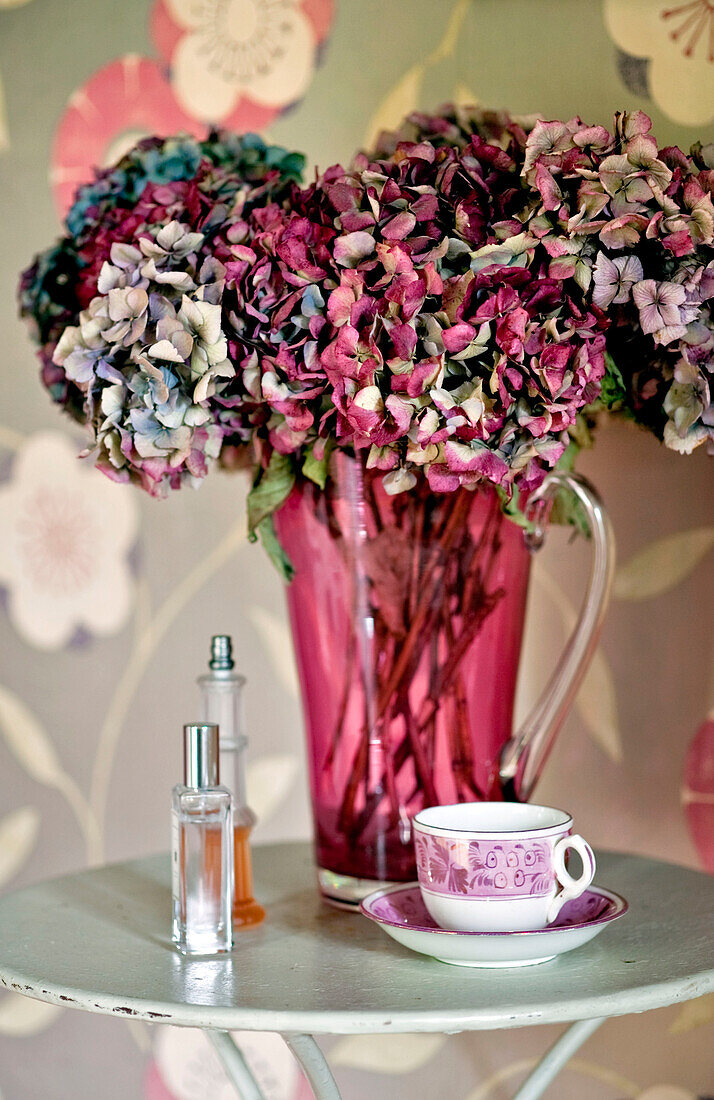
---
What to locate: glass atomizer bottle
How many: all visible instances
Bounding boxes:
[172,723,233,955]
[198,636,265,928]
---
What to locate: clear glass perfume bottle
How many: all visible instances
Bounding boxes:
[198,636,265,929]
[172,723,233,955]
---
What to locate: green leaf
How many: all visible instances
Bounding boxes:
[548,446,590,537]
[549,488,589,538]
[498,456,589,539]
[496,485,537,535]
[246,451,295,535]
[557,441,578,472]
[256,515,295,582]
[302,444,331,490]
[599,352,626,411]
[576,353,631,440]
[568,412,596,450]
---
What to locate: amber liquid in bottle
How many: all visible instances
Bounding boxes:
[232,818,265,927]
[199,635,264,930]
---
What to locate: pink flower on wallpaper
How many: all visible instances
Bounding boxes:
[683,710,714,872]
[50,55,204,218]
[144,1063,174,1100]
[149,0,334,128]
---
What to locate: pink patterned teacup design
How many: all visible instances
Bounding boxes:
[413,803,596,933]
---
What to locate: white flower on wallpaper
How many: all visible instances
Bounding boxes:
[604,0,714,124]
[0,431,138,650]
[146,1026,309,1100]
[151,0,334,126]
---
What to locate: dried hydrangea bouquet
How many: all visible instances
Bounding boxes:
[20,107,713,900]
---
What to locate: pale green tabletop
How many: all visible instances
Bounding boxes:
[0,843,712,1035]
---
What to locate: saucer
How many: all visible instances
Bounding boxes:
[360,883,628,968]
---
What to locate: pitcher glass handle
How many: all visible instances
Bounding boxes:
[499,472,615,802]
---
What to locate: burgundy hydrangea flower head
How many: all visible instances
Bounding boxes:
[225,129,608,502]
[369,102,540,162]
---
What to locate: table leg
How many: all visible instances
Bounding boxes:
[282,1033,342,1100]
[512,1016,606,1100]
[206,1030,267,1100]
[208,1020,599,1100]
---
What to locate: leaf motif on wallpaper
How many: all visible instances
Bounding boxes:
[0,806,40,889]
[534,566,623,763]
[669,992,714,1034]
[0,685,69,785]
[0,993,62,1037]
[246,754,300,826]
[571,639,622,763]
[247,606,300,698]
[614,527,714,601]
[433,0,472,59]
[636,1089,697,1100]
[362,64,424,149]
[0,684,100,858]
[361,0,472,148]
[465,1056,642,1099]
[329,1032,447,1074]
[453,82,479,107]
[0,67,8,154]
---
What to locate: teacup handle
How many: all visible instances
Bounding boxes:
[547,834,597,923]
[499,472,615,801]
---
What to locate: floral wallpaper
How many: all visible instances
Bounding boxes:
[0,432,138,649]
[605,0,714,125]
[0,1,713,1098]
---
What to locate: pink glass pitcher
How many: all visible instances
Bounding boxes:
[276,453,614,907]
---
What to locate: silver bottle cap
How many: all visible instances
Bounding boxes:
[209,635,234,672]
[183,723,220,788]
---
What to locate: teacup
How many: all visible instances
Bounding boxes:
[413,803,596,933]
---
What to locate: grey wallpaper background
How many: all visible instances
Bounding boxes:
[0,1,713,1097]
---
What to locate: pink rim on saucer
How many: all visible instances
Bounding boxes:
[360,882,628,936]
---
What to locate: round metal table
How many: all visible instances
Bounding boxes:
[0,843,712,1100]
